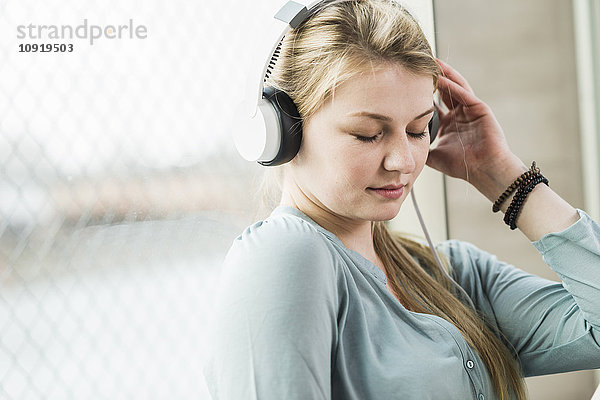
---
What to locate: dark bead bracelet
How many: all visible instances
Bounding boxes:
[503,174,549,230]
[492,161,540,213]
[504,174,546,228]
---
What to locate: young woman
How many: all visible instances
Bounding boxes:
[203,1,600,399]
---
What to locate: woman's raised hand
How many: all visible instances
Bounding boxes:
[426,59,527,200]
[426,60,579,240]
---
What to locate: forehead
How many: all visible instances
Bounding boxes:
[325,64,434,119]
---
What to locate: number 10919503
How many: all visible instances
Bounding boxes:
[19,43,74,52]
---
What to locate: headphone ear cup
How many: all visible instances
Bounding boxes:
[259,87,303,166]
[428,107,439,144]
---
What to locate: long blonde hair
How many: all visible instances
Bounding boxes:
[261,1,527,398]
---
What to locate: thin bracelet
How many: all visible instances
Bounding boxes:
[504,175,549,230]
[506,177,548,230]
[504,174,546,229]
[492,161,540,213]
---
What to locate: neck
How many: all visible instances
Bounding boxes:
[279,185,383,272]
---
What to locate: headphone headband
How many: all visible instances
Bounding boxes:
[238,1,321,122]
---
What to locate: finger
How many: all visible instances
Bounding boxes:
[432,101,447,137]
[437,75,481,108]
[433,93,448,113]
[437,58,474,93]
[437,80,466,114]
[436,58,474,93]
[425,148,445,173]
[432,102,454,139]
[436,106,464,136]
[437,81,456,110]
[434,100,456,126]
[435,114,453,139]
[433,100,447,119]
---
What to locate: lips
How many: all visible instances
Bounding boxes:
[372,184,405,190]
[368,185,405,200]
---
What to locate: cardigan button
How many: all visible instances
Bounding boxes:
[466,360,474,369]
[478,393,485,400]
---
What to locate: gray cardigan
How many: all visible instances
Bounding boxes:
[203,205,600,400]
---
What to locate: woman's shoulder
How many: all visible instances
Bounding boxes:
[233,211,331,251]
[223,212,337,280]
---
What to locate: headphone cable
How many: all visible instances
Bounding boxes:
[410,188,476,311]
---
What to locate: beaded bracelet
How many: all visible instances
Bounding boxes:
[492,161,540,213]
[506,171,543,203]
[503,174,549,230]
[503,174,540,226]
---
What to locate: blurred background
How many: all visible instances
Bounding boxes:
[0,0,598,399]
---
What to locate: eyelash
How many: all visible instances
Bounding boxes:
[354,130,428,143]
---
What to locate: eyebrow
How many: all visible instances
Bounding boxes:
[347,105,435,122]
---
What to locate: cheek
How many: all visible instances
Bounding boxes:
[411,140,430,168]
[331,148,378,188]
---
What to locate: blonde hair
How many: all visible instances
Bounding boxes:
[261,1,527,399]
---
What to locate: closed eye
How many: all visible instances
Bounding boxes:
[408,130,428,140]
[353,129,428,143]
[353,131,382,143]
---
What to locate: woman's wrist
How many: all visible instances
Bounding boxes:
[471,154,528,210]
[470,156,579,239]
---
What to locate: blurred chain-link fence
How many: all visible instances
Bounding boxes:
[0,0,280,398]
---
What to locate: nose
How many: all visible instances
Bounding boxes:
[382,134,416,174]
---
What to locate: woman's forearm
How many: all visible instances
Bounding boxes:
[473,155,580,242]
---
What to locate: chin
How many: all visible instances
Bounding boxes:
[369,203,403,222]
